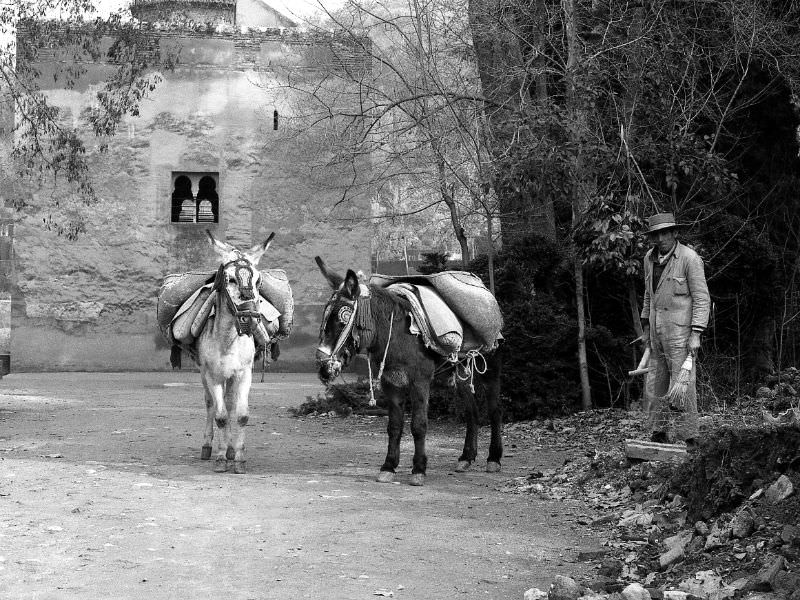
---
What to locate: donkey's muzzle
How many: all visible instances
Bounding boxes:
[315,348,341,382]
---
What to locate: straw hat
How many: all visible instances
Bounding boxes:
[645,212,683,234]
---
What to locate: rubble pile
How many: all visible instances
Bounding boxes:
[499,408,800,600]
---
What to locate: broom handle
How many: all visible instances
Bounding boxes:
[628,346,652,376]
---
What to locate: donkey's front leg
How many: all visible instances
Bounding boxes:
[377,381,405,483]
[408,379,430,486]
[201,388,214,460]
[227,369,252,475]
[202,372,229,472]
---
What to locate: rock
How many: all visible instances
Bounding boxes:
[765,475,793,504]
[525,588,548,600]
[662,592,688,600]
[685,535,705,555]
[679,570,736,599]
[659,544,685,568]
[780,524,800,544]
[621,582,651,600]
[772,570,800,595]
[664,530,693,551]
[549,575,583,600]
[751,555,785,591]
[619,511,653,527]
[704,521,731,550]
[731,510,756,539]
[694,521,710,536]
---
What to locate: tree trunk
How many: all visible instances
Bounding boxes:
[437,158,470,269]
[486,204,496,295]
[563,0,592,409]
[574,256,592,410]
[467,0,556,243]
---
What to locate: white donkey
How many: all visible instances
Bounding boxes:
[197,230,274,474]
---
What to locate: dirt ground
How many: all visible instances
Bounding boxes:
[0,372,603,600]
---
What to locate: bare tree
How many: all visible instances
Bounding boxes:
[266,0,500,274]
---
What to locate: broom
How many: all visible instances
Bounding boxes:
[664,351,694,410]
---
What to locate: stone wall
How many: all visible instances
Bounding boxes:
[4,29,373,372]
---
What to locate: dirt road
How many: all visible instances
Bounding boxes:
[0,372,601,599]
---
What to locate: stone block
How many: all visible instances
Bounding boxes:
[765,475,794,504]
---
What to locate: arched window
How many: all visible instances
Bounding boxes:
[196,176,219,223]
[170,172,220,224]
[171,175,194,222]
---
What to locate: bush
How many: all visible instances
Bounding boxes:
[470,234,582,419]
[293,377,469,421]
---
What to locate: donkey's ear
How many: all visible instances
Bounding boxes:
[205,229,235,255]
[315,256,343,289]
[342,270,361,300]
[245,232,275,264]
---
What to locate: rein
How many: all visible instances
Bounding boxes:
[366,312,393,407]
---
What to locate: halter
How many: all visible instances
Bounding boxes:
[319,285,392,404]
[214,257,262,337]
[320,292,359,360]
[318,283,378,361]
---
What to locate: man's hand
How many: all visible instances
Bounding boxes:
[642,325,651,349]
[688,331,701,354]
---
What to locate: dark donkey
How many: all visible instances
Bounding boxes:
[314,257,503,486]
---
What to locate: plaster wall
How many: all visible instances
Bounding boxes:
[7,32,372,372]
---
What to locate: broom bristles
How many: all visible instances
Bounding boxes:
[664,353,694,410]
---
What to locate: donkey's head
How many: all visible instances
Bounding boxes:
[314,256,362,384]
[207,230,274,328]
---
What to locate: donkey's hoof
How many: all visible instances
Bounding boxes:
[232,460,246,475]
[213,457,228,472]
[409,473,425,486]
[226,447,236,461]
[486,461,501,473]
[376,471,394,483]
[455,460,471,473]
[200,445,212,460]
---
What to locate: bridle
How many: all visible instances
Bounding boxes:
[319,291,359,365]
[318,284,393,399]
[214,256,262,337]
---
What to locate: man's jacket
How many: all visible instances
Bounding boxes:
[640,242,710,334]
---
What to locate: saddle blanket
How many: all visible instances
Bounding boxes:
[169,283,280,347]
[157,268,293,343]
[372,271,502,352]
[388,283,463,359]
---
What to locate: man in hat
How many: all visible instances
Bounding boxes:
[640,212,710,448]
